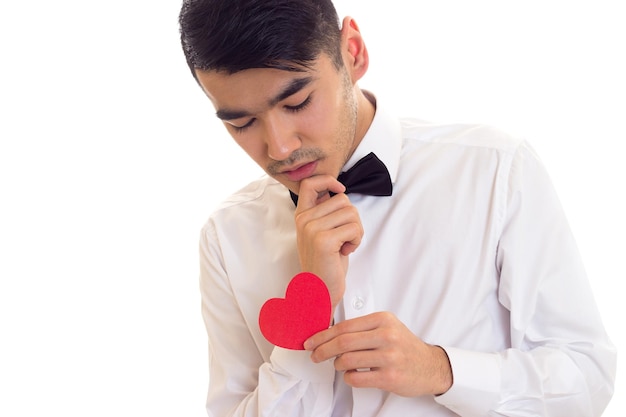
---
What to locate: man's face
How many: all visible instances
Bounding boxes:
[195,54,359,195]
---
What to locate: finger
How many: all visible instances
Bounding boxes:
[332,312,392,335]
[296,194,357,230]
[340,241,358,256]
[305,313,382,350]
[305,315,385,359]
[304,224,363,258]
[334,350,381,372]
[331,222,364,255]
[295,175,346,212]
[311,327,382,363]
[343,368,385,390]
[300,206,363,244]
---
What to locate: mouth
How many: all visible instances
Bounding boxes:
[281,160,319,182]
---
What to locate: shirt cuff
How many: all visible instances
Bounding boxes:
[434,347,502,415]
[270,347,336,383]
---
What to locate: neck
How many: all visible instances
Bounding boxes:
[349,88,376,157]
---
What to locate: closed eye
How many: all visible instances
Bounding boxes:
[285,95,312,113]
[231,94,312,133]
[231,118,256,133]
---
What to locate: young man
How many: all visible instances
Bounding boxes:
[179,0,616,415]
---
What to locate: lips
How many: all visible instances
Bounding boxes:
[283,161,318,182]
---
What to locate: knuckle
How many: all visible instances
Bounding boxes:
[344,370,365,387]
[385,349,402,366]
[334,353,350,370]
[371,311,392,326]
[336,193,351,204]
[347,205,361,220]
[294,212,309,229]
[381,369,400,389]
[385,328,400,344]
[380,311,395,324]
[348,222,362,235]
[335,334,353,352]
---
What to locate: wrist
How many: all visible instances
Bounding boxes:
[432,345,453,396]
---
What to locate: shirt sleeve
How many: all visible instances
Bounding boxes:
[199,221,336,417]
[435,141,616,416]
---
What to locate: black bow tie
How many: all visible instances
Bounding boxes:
[289,152,393,205]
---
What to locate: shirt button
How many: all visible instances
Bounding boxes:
[352,296,365,310]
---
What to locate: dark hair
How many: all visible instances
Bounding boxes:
[179,0,343,80]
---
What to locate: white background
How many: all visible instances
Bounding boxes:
[0,1,623,415]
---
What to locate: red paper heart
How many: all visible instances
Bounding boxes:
[259,272,332,350]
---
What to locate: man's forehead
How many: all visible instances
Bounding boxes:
[198,69,317,120]
[195,64,323,119]
[195,54,332,94]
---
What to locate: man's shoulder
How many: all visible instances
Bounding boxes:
[216,175,287,210]
[204,175,291,225]
[399,117,524,154]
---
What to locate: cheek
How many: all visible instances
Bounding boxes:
[229,132,267,166]
[301,98,340,139]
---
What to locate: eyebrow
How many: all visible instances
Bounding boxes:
[215,76,314,121]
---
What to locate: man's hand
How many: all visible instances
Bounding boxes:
[304,312,453,397]
[294,175,363,309]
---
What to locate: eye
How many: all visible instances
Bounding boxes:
[231,118,256,133]
[285,95,312,113]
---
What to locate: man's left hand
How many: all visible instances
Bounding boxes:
[304,311,453,397]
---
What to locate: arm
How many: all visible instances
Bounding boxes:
[199,221,335,417]
[435,141,616,416]
[303,141,615,416]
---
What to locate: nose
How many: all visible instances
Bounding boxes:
[263,114,301,161]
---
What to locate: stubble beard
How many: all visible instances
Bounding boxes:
[335,69,359,175]
[266,69,359,179]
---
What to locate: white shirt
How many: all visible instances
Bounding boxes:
[199,99,616,417]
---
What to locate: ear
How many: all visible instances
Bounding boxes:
[340,16,369,83]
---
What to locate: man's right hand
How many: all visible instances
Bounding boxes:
[294,175,364,309]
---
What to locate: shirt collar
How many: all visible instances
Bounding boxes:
[341,91,402,185]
